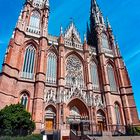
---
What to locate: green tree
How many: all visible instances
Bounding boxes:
[0,104,35,136]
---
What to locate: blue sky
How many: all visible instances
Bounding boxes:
[0,0,140,116]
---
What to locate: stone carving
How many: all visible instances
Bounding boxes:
[44,88,104,108]
[44,89,56,103]
[94,95,104,108]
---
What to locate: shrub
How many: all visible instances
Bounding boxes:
[0,134,42,140]
[0,104,35,136]
[126,125,140,136]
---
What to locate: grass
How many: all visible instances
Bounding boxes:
[0,134,42,140]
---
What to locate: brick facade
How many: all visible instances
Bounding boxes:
[0,0,139,137]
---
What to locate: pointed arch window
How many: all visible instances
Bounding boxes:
[102,33,109,49]
[90,62,99,90]
[21,45,35,79]
[46,52,57,84]
[107,65,117,91]
[20,93,29,109]
[114,103,121,125]
[29,11,40,28]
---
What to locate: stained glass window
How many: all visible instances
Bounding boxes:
[102,33,109,49]
[115,103,121,125]
[107,65,117,91]
[46,52,57,84]
[20,93,28,109]
[90,62,99,90]
[29,11,40,28]
[21,45,35,79]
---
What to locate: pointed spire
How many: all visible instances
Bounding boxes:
[106,17,112,29]
[84,33,87,43]
[60,25,63,36]
[90,0,105,26]
[91,0,98,12]
[86,22,90,44]
[45,0,49,7]
[115,36,119,47]
[83,33,89,51]
[58,25,64,44]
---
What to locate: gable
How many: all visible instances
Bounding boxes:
[64,22,81,43]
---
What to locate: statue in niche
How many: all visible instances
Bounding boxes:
[45,89,56,103]
[94,95,103,108]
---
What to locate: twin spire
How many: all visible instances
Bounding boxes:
[90,0,112,28]
[87,0,113,46]
[91,0,99,13]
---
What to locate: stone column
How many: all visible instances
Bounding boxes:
[57,35,65,129]
[96,29,113,131]
[32,37,47,133]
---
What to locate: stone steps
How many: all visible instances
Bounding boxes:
[88,136,140,140]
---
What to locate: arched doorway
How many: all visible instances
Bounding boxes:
[97,110,107,133]
[67,98,89,133]
[45,105,56,131]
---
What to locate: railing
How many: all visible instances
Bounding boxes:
[109,124,140,136]
[89,46,96,54]
[46,77,56,84]
[101,47,114,56]
[92,85,100,91]
[20,72,35,80]
[70,130,81,140]
[69,125,140,140]
[66,82,85,89]
[26,26,41,36]
[48,35,58,42]
[64,40,83,50]
[108,125,126,136]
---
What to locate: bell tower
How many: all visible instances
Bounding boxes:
[87,0,140,127]
[17,0,50,37]
[0,0,51,132]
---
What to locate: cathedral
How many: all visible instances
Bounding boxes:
[0,0,139,139]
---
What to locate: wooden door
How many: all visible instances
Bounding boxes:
[98,121,107,132]
[45,119,53,131]
[62,136,69,140]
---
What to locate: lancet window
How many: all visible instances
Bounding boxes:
[21,45,35,79]
[20,93,29,109]
[107,64,117,91]
[46,52,57,84]
[114,103,121,125]
[90,62,99,90]
[29,11,40,28]
[101,33,109,49]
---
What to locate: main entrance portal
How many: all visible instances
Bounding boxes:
[67,99,90,134]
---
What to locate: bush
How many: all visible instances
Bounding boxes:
[0,104,35,136]
[126,125,140,136]
[0,134,42,140]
